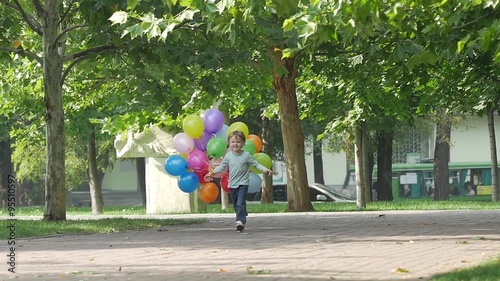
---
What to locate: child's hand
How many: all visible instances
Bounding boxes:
[204,172,212,182]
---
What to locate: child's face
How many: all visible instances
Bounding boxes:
[228,135,244,152]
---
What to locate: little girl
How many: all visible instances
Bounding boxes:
[205,130,272,232]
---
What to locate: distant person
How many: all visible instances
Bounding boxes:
[465,181,476,196]
[205,130,272,232]
[404,186,411,197]
[427,187,434,197]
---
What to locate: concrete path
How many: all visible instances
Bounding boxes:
[2,210,500,281]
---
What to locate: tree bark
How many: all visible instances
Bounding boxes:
[376,129,394,201]
[487,105,499,202]
[42,1,66,221]
[88,125,103,214]
[313,137,324,184]
[269,49,312,212]
[136,157,147,206]
[0,137,14,207]
[354,125,365,209]
[261,117,274,203]
[433,117,451,201]
[362,122,371,203]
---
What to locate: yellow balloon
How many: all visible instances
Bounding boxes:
[227,122,249,138]
[183,115,204,138]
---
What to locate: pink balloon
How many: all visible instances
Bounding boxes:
[173,133,194,154]
[187,150,209,171]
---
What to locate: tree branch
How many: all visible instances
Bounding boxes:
[61,56,86,87]
[58,0,75,26]
[0,0,43,35]
[63,45,118,62]
[32,0,45,16]
[452,10,499,30]
[52,24,87,49]
[0,46,43,65]
[61,45,119,86]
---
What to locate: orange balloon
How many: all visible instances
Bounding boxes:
[199,182,219,204]
[247,134,263,152]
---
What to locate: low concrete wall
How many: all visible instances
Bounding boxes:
[145,157,192,214]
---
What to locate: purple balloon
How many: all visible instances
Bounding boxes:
[204,109,225,134]
[187,150,209,171]
[194,131,213,151]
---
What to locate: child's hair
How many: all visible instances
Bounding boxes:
[227,130,245,143]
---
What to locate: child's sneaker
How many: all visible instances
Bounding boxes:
[236,221,244,232]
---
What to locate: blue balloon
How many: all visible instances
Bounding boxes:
[215,124,229,140]
[164,155,188,176]
[178,172,200,193]
[248,173,262,193]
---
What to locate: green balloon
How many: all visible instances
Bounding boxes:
[250,152,272,174]
[206,137,227,158]
[243,140,256,155]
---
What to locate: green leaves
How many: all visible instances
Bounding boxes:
[457,34,471,54]
[109,11,128,25]
[127,0,139,10]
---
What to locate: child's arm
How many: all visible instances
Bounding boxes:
[205,156,228,181]
[248,155,272,175]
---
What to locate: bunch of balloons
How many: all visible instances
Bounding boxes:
[164,108,273,203]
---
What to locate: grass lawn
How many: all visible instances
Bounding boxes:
[1,218,206,238]
[429,257,500,281]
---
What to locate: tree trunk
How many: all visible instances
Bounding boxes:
[433,117,451,201]
[0,137,14,207]
[269,50,312,212]
[42,1,66,221]
[354,125,366,209]
[261,117,274,203]
[136,158,147,206]
[313,137,324,184]
[376,129,394,201]
[362,122,371,203]
[487,105,499,202]
[88,125,103,214]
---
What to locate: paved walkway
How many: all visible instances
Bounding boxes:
[2,210,500,281]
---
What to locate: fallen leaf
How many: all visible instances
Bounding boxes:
[68,271,97,275]
[456,241,469,244]
[118,266,122,271]
[394,267,410,273]
[472,236,485,240]
[247,266,271,275]
[217,268,227,272]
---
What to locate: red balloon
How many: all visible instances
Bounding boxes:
[194,169,210,184]
[220,173,230,193]
[199,182,219,204]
